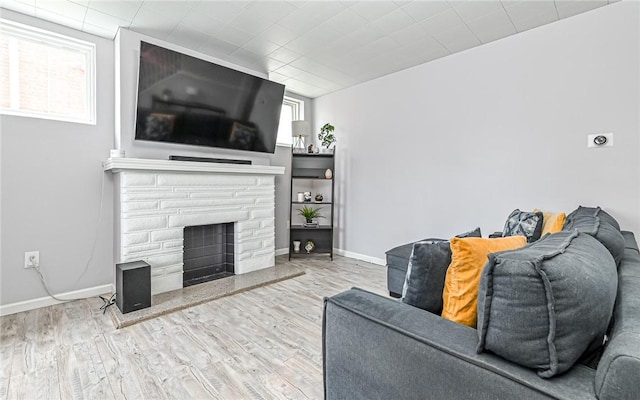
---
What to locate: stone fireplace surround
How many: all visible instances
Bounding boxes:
[104,158,285,295]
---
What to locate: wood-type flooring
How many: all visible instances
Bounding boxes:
[0,255,387,399]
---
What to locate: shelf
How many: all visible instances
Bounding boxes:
[291,225,332,230]
[289,251,332,258]
[292,153,334,158]
[292,176,332,180]
[291,201,332,205]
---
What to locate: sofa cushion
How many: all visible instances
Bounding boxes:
[563,207,625,266]
[477,230,618,378]
[595,232,640,400]
[441,236,527,327]
[534,209,566,236]
[502,209,544,242]
[399,228,481,311]
[566,206,620,231]
[386,237,445,296]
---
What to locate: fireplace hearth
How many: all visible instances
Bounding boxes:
[183,223,234,287]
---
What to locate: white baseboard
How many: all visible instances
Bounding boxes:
[334,248,386,266]
[275,247,289,256]
[0,284,113,316]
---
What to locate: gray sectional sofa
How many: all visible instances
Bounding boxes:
[323,209,640,399]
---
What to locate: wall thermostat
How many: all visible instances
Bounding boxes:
[587,133,614,148]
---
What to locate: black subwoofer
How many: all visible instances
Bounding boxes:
[116,260,151,314]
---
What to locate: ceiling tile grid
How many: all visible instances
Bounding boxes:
[0,0,617,98]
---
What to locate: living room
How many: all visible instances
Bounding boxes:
[1,1,639,398]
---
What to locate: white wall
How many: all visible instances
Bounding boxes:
[313,1,640,261]
[0,10,115,307]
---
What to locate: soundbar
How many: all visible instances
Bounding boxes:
[169,155,252,165]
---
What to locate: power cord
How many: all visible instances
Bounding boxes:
[29,169,110,308]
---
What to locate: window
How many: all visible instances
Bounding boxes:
[0,18,96,124]
[276,96,305,146]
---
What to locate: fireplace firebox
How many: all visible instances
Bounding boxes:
[183,223,234,287]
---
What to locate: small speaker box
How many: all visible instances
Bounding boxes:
[116,260,151,314]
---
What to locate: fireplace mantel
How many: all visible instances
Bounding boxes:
[104,157,285,175]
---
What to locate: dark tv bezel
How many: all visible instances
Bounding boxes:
[133,41,285,154]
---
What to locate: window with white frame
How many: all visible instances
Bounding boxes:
[276,96,305,146]
[0,18,96,124]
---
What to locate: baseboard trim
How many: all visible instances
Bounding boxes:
[0,284,113,316]
[275,247,289,256]
[334,248,386,266]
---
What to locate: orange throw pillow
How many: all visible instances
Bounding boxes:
[442,236,527,327]
[534,209,567,236]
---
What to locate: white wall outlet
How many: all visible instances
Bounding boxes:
[587,133,614,148]
[24,251,40,269]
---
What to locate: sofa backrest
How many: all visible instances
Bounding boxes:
[595,231,640,400]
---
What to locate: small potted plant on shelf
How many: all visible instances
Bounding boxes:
[298,205,324,227]
[318,123,335,153]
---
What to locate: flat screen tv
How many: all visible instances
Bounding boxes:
[134,41,285,154]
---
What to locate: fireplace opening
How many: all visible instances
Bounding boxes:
[183,223,234,287]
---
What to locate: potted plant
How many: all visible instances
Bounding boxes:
[318,123,335,153]
[298,205,324,225]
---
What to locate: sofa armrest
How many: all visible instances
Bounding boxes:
[323,288,597,400]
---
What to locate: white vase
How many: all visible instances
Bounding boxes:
[325,169,333,179]
[293,240,301,253]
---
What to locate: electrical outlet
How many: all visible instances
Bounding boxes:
[24,251,39,269]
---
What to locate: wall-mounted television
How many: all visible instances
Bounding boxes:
[134,41,285,154]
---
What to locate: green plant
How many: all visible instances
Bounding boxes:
[298,205,325,222]
[318,123,336,148]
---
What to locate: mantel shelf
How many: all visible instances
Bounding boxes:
[104,157,285,175]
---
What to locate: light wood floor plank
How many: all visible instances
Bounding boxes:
[0,255,388,399]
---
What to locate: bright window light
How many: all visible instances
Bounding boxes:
[276,96,304,146]
[0,18,96,124]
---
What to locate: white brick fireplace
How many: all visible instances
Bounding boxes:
[104,158,285,294]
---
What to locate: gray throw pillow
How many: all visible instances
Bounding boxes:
[476,230,618,378]
[564,207,625,266]
[401,227,481,314]
[565,206,620,231]
[502,209,543,242]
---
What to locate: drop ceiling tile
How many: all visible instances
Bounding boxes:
[84,8,129,30]
[68,0,89,6]
[207,24,253,47]
[503,1,558,32]
[369,8,415,35]
[268,71,289,84]
[243,1,296,23]
[466,7,516,44]
[402,37,449,62]
[451,0,503,22]
[35,8,83,30]
[349,1,399,22]
[400,1,450,22]
[278,2,345,35]
[432,24,481,53]
[35,0,87,21]
[284,33,334,55]
[343,26,385,46]
[165,23,207,50]
[139,1,194,20]
[129,6,181,40]
[230,47,264,65]
[264,57,285,71]
[82,21,117,38]
[318,8,368,35]
[555,0,607,18]
[420,8,464,35]
[87,1,141,22]
[260,24,297,46]
[187,1,247,23]
[268,46,301,64]
[389,22,429,44]
[230,15,274,36]
[273,64,306,78]
[1,0,36,16]
[242,36,280,56]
